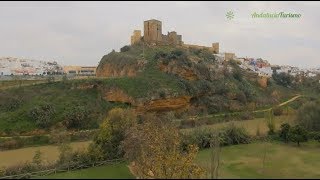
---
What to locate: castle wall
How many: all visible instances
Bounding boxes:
[130,30,141,45]
[212,43,219,54]
[168,31,178,45]
[225,53,235,61]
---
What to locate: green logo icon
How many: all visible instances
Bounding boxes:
[226,11,235,20]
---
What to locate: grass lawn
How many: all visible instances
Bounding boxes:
[38,162,134,179]
[196,141,320,178]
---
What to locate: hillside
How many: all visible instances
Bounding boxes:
[0,44,300,134]
[96,44,297,114]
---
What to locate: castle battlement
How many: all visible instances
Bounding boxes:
[130,19,220,54]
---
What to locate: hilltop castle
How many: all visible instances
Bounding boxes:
[130,19,220,54]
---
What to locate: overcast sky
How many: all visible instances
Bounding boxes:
[0,1,319,68]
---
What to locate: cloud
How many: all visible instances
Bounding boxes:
[0,1,319,68]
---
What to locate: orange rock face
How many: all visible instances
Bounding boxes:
[257,77,268,88]
[136,96,191,113]
[158,62,198,80]
[103,88,134,104]
[96,64,138,77]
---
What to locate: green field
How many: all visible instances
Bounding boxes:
[38,162,134,179]
[196,141,320,178]
[38,141,320,179]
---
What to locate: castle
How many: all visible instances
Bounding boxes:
[130,19,221,54]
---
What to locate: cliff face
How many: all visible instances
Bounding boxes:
[136,96,191,113]
[96,51,146,77]
[158,62,198,80]
[94,45,274,115]
[257,76,268,88]
[103,87,134,104]
[96,64,139,77]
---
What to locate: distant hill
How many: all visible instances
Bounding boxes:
[0,57,63,76]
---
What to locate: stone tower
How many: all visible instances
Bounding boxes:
[212,43,219,54]
[144,19,162,44]
[130,30,141,45]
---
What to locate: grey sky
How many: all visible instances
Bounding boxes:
[0,1,319,68]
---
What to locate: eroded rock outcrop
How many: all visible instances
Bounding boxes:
[136,96,191,113]
[96,64,140,77]
[103,87,134,104]
[257,76,268,88]
[158,61,198,80]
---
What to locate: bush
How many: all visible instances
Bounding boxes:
[288,125,308,146]
[314,133,320,142]
[180,119,196,128]
[279,123,290,143]
[181,123,251,150]
[3,162,37,177]
[220,123,251,146]
[4,97,23,111]
[47,76,55,83]
[239,111,254,120]
[308,131,320,140]
[154,51,168,60]
[29,104,56,129]
[120,45,130,52]
[62,106,89,129]
[296,101,320,131]
[0,135,50,150]
[93,108,137,159]
[273,107,283,116]
[265,110,276,135]
[272,72,293,87]
[0,139,23,150]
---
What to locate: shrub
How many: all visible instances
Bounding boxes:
[279,123,290,143]
[3,162,37,177]
[47,76,55,83]
[32,150,43,166]
[180,119,196,128]
[0,139,23,150]
[93,108,137,159]
[181,123,251,150]
[154,51,167,60]
[25,135,50,146]
[273,107,283,116]
[236,91,247,104]
[219,123,251,146]
[272,72,293,87]
[239,111,254,120]
[314,133,320,142]
[265,110,275,135]
[29,104,56,129]
[296,101,320,131]
[288,125,308,146]
[62,106,89,129]
[120,45,130,52]
[4,97,23,111]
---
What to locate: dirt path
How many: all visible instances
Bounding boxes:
[191,94,302,120]
[0,141,91,168]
